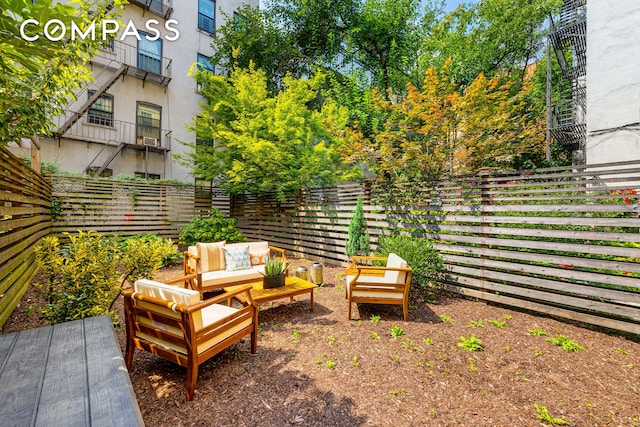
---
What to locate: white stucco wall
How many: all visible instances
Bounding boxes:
[32,0,258,182]
[586,0,640,164]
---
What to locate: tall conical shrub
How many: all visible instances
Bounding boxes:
[345,195,370,257]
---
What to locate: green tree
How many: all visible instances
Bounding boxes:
[209,5,309,92]
[420,0,562,88]
[269,0,429,95]
[0,0,124,144]
[179,64,360,201]
[345,195,370,257]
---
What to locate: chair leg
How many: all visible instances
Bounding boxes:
[250,326,257,354]
[403,304,408,322]
[348,300,352,320]
[124,341,134,370]
[185,361,198,401]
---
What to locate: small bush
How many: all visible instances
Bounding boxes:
[34,231,121,325]
[376,234,443,289]
[119,234,181,268]
[345,195,370,257]
[179,209,245,245]
[34,231,180,325]
[119,234,181,281]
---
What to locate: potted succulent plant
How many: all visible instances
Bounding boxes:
[261,257,290,289]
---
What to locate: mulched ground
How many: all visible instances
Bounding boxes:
[3,258,639,426]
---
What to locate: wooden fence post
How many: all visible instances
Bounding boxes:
[478,167,492,275]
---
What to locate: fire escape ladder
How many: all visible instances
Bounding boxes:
[95,143,126,177]
[55,64,129,136]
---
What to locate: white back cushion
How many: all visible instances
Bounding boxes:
[134,279,203,329]
[384,253,408,284]
[197,241,226,272]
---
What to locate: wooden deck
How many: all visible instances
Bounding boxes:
[0,315,144,427]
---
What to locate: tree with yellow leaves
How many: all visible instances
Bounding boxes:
[340,63,545,180]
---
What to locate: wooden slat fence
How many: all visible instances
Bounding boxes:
[231,161,640,335]
[0,147,51,328]
[49,176,229,238]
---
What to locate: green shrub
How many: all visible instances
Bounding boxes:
[345,195,370,257]
[118,234,181,281]
[376,234,443,289]
[34,231,180,325]
[34,231,121,325]
[179,209,245,245]
[118,234,181,268]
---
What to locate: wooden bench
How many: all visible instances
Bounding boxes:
[0,315,143,426]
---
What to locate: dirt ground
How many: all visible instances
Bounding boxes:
[3,258,639,426]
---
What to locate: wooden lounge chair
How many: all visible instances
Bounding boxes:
[123,279,258,401]
[345,253,413,321]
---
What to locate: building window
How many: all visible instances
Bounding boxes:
[198,0,215,34]
[197,53,214,73]
[195,114,214,147]
[135,172,161,180]
[136,103,161,146]
[196,53,214,92]
[87,91,114,127]
[137,32,162,74]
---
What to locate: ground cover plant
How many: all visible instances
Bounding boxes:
[2,259,639,426]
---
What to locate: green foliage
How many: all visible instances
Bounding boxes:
[180,63,361,201]
[262,257,290,277]
[528,327,548,336]
[34,231,177,325]
[370,314,381,323]
[0,0,125,144]
[118,235,180,281]
[545,334,584,352]
[376,234,443,288]
[390,325,405,339]
[178,209,245,245]
[488,319,507,328]
[534,404,571,425]
[210,5,310,92]
[345,195,370,257]
[40,161,62,175]
[34,231,120,325]
[439,314,454,323]
[457,335,484,352]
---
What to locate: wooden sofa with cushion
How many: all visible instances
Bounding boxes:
[345,253,413,321]
[123,278,258,401]
[184,241,286,298]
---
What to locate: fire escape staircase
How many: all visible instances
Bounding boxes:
[54,64,129,137]
[94,143,127,177]
[548,0,587,151]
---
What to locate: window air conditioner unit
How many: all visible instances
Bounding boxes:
[143,136,159,147]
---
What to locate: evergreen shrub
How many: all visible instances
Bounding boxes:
[345,195,370,257]
[376,234,443,289]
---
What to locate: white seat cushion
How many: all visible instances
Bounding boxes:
[201,266,263,287]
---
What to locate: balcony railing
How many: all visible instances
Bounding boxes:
[52,111,172,152]
[128,0,173,19]
[92,40,172,86]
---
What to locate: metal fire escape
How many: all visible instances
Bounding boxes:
[546,0,587,161]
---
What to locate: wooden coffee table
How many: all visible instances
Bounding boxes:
[224,276,317,312]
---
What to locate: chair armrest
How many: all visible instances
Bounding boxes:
[354,265,412,273]
[269,245,286,260]
[164,274,197,289]
[185,284,256,313]
[183,251,201,274]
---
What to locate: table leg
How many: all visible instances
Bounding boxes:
[310,289,314,312]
